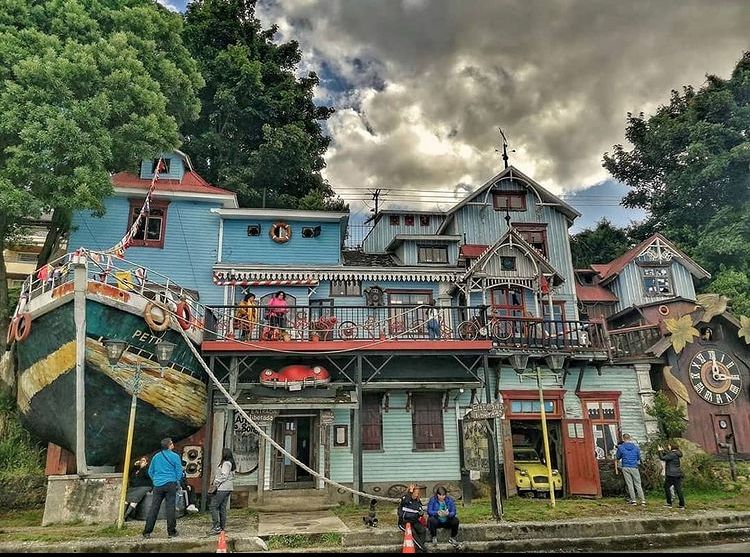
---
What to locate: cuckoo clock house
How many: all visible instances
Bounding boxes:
[575,234,750,458]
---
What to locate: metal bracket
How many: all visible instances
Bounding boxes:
[451,355,484,384]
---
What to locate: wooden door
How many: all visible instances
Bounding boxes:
[274,419,298,485]
[501,419,517,497]
[562,418,601,497]
[713,414,736,452]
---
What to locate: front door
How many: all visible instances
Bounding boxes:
[272,416,315,488]
[562,418,601,497]
[714,414,736,453]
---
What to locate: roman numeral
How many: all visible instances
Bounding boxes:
[727,361,735,368]
[709,350,716,361]
[729,385,740,395]
[690,372,701,380]
[696,353,706,364]
[720,353,726,363]
[691,361,701,369]
[731,374,740,381]
[715,394,723,404]
[694,382,705,394]
[703,391,713,402]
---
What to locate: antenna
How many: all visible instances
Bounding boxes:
[364,188,387,224]
[497,128,515,170]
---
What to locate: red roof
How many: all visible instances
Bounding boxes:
[575,283,618,303]
[112,171,234,197]
[592,233,668,283]
[460,244,488,258]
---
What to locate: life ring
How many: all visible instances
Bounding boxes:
[14,313,32,343]
[658,305,670,316]
[175,301,192,331]
[144,301,170,332]
[6,316,17,345]
[269,222,292,244]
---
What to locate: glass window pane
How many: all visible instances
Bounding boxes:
[146,216,162,240]
[511,401,522,413]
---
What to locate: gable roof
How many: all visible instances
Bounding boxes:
[594,233,710,284]
[437,166,580,234]
[575,283,619,303]
[385,234,461,252]
[112,170,238,208]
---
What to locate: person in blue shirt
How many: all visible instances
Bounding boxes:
[615,433,646,506]
[142,438,184,539]
[427,486,460,547]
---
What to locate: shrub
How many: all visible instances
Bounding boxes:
[646,392,686,440]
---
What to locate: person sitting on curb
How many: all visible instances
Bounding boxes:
[427,486,460,547]
[180,463,199,514]
[398,484,428,553]
[659,442,686,510]
[615,433,646,506]
[124,456,152,521]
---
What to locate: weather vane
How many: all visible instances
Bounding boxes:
[496,128,515,170]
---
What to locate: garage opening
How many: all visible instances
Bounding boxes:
[510,419,564,498]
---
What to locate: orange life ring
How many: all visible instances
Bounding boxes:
[175,301,192,331]
[144,301,170,332]
[14,313,32,343]
[6,316,17,345]
[658,305,670,316]
[269,222,292,244]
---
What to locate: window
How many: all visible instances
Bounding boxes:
[362,394,383,451]
[493,191,526,211]
[580,395,621,460]
[15,252,38,264]
[151,158,170,174]
[330,280,361,297]
[418,245,448,264]
[389,215,400,226]
[127,199,169,248]
[510,400,555,414]
[412,393,444,450]
[514,223,548,257]
[490,287,525,317]
[641,266,673,296]
[419,215,430,226]
[387,291,433,334]
[500,256,516,271]
[542,301,566,322]
[404,215,415,226]
[309,298,334,321]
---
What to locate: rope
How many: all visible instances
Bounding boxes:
[176,323,401,504]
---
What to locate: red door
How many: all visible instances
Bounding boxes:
[562,419,601,497]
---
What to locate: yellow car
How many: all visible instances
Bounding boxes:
[513,447,563,498]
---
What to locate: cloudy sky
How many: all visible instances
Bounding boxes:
[164,0,750,230]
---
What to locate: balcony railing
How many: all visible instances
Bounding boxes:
[204,304,608,352]
[608,324,662,360]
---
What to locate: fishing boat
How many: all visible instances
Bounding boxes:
[7,250,208,467]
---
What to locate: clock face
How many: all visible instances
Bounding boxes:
[688,349,742,405]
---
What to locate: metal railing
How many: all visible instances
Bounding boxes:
[608,324,662,359]
[204,303,608,351]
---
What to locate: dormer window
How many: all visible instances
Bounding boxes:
[151,158,170,175]
[493,191,526,211]
[404,215,415,226]
[642,266,673,296]
[514,223,548,257]
[419,215,430,226]
[418,245,448,264]
[127,199,169,248]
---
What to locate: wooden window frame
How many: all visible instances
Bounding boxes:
[361,393,383,451]
[151,158,170,174]
[419,215,430,227]
[513,223,548,257]
[127,198,169,249]
[493,191,527,212]
[404,215,415,227]
[502,389,566,420]
[417,245,448,264]
[542,300,567,322]
[490,286,525,317]
[577,392,622,460]
[411,392,444,451]
[640,265,674,297]
[330,279,362,297]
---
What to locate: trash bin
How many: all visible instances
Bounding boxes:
[134,489,187,521]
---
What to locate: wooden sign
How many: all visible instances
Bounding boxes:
[465,402,504,420]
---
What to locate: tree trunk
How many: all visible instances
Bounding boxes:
[36,207,71,268]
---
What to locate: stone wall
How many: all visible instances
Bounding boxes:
[42,474,122,525]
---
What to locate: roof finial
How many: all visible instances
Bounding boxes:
[498,128,513,170]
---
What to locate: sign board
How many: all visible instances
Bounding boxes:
[465,402,504,420]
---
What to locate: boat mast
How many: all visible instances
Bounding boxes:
[73,253,88,475]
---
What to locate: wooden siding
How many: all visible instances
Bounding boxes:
[221,219,341,265]
[69,197,225,304]
[611,260,697,314]
[363,214,446,253]
[481,244,544,278]
[139,155,185,181]
[399,241,460,266]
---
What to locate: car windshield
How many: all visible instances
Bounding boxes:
[514,448,540,462]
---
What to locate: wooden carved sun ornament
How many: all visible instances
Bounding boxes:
[664,315,699,354]
[739,316,750,345]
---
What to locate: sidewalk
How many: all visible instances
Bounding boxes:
[1,509,750,553]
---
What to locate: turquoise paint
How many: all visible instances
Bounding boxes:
[221,219,341,265]
[611,259,698,314]
[139,154,185,181]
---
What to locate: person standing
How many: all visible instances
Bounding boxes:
[615,433,646,506]
[659,442,686,510]
[207,448,236,535]
[142,438,183,539]
[427,486,460,547]
[235,292,258,340]
[426,305,441,340]
[266,291,289,338]
[397,484,427,553]
[124,456,152,521]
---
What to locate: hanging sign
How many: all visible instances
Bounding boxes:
[465,402,505,420]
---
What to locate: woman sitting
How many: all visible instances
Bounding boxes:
[124,456,152,521]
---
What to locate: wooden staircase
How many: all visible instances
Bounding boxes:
[251,488,337,512]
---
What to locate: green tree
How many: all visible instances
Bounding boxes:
[646,391,687,441]
[570,218,631,268]
[0,0,203,341]
[707,267,750,316]
[182,0,344,210]
[603,51,750,307]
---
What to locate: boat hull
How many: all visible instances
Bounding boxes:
[15,297,207,467]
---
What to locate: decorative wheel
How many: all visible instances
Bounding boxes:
[458,320,479,341]
[492,320,513,341]
[386,484,409,499]
[338,320,359,340]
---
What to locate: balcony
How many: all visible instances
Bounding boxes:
[202,304,609,354]
[608,324,663,360]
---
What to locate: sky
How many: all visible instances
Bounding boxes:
[161,0,750,232]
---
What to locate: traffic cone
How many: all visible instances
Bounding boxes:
[216,529,227,553]
[402,522,416,554]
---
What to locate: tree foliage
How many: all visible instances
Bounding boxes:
[603,51,750,312]
[570,218,631,269]
[646,391,687,441]
[182,0,344,210]
[0,0,203,330]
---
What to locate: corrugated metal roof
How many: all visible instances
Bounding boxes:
[575,283,618,302]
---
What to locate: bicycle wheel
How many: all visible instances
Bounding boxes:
[492,319,513,341]
[458,320,479,341]
[337,320,359,340]
[408,318,426,338]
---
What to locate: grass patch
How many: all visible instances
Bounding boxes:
[265,533,341,549]
[0,508,43,527]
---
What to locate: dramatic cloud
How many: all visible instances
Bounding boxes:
[256,0,750,213]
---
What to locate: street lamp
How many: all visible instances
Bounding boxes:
[511,352,567,508]
[104,338,176,529]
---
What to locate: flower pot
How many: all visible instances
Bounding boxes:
[311,333,320,342]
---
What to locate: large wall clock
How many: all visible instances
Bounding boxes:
[688,349,742,405]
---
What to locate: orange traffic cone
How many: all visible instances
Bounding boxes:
[402,522,416,553]
[216,529,227,553]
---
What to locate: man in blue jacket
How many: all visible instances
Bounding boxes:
[142,438,184,539]
[427,486,460,547]
[615,433,646,506]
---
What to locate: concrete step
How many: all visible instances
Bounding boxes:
[251,489,334,512]
[255,502,339,513]
[263,488,327,499]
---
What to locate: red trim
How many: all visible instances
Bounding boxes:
[513,223,548,257]
[492,191,527,211]
[127,198,169,248]
[501,389,566,419]
[201,339,493,353]
[576,391,621,400]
